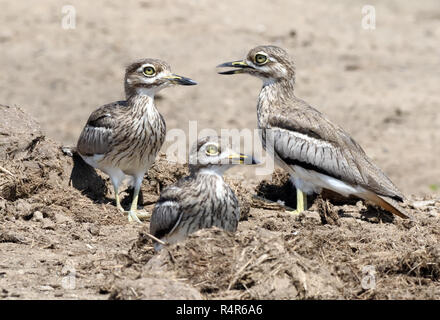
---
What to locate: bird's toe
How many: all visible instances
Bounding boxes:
[127,211,142,223]
[285,209,302,216]
[127,210,149,223]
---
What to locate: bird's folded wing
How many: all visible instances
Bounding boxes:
[76,101,126,156]
[150,187,183,239]
[266,106,404,201]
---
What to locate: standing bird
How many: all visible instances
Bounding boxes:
[77,59,196,222]
[150,136,258,250]
[218,45,409,219]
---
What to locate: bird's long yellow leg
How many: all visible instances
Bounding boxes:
[127,176,149,223]
[288,188,307,215]
[114,186,124,212]
[128,189,141,223]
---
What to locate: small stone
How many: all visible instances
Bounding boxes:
[14,199,32,219]
[0,200,6,212]
[88,225,100,236]
[71,233,81,240]
[55,213,74,224]
[42,220,56,230]
[411,200,436,209]
[39,285,54,291]
[33,211,44,222]
[345,64,361,71]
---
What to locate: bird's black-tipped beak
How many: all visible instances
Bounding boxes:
[250,156,260,165]
[228,153,260,165]
[164,74,197,85]
[217,60,252,75]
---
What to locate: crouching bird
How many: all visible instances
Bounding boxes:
[76,59,196,222]
[150,136,258,251]
[218,45,409,219]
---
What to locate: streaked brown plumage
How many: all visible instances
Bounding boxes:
[218,45,409,219]
[150,136,258,250]
[77,59,196,222]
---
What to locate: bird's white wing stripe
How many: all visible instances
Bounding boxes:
[285,129,334,149]
[270,127,363,184]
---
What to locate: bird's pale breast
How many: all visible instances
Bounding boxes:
[101,102,166,175]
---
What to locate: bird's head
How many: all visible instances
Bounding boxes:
[217,45,295,84]
[189,136,258,175]
[124,58,197,98]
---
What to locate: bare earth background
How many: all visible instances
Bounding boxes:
[0,0,439,299]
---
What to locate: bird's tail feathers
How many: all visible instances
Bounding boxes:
[357,190,410,219]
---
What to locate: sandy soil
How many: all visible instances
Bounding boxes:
[0,105,439,300]
[0,0,439,300]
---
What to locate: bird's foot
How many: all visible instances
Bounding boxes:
[116,204,149,223]
[286,189,307,216]
[285,209,303,216]
[127,209,149,223]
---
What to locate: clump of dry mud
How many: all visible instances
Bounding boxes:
[0,105,189,225]
[133,204,439,299]
[0,105,439,300]
[128,154,440,300]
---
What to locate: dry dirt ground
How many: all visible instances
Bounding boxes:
[0,105,439,300]
[0,0,439,300]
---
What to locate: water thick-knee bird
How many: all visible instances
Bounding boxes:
[150,136,258,251]
[218,45,409,219]
[76,59,196,222]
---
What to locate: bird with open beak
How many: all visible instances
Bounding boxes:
[217,45,409,220]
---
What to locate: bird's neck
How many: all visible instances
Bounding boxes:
[257,78,295,125]
[260,78,295,103]
[194,167,229,197]
[193,167,228,178]
[127,93,156,115]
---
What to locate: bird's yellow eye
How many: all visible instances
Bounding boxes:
[255,53,268,65]
[205,144,219,156]
[143,66,156,77]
